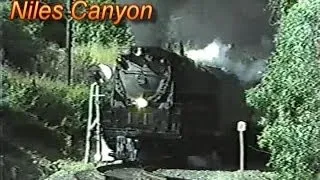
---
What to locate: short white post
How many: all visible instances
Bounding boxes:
[237,121,247,171]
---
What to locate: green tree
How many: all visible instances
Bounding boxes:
[268,0,298,25]
[72,0,134,47]
[70,0,134,81]
[0,1,44,73]
[1,0,134,77]
[246,0,320,179]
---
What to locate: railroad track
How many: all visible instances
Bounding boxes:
[140,167,189,180]
[97,163,189,180]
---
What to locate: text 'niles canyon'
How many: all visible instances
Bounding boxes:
[9,0,154,24]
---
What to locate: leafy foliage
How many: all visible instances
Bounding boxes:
[246,0,320,179]
[0,63,9,107]
[72,0,134,47]
[0,1,61,74]
[0,0,131,178]
[35,42,68,79]
[49,159,95,173]
[68,42,121,85]
[267,0,298,25]
[0,0,131,78]
[40,159,95,179]
[3,68,90,155]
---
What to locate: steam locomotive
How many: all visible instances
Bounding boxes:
[91,44,250,168]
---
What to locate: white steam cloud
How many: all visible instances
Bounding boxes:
[185,39,268,84]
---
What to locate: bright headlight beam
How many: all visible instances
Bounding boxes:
[135,97,148,108]
[98,64,113,80]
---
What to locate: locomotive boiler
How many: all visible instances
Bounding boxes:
[89,45,250,167]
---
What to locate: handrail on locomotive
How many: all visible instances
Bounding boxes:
[84,64,115,164]
[84,63,146,164]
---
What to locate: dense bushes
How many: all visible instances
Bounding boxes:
[267,0,298,25]
[0,1,44,71]
[0,0,130,159]
[2,68,90,155]
[246,0,320,179]
[0,0,131,178]
[72,0,134,47]
[72,43,120,83]
[71,0,134,78]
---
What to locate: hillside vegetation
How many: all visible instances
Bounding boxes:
[0,0,133,179]
[1,0,319,179]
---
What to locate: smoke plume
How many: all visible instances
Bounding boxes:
[185,39,268,84]
[117,0,274,83]
[117,0,186,46]
[118,0,273,47]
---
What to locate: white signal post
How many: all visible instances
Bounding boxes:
[237,121,247,171]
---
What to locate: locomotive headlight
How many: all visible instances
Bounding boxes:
[134,97,148,108]
[98,64,113,80]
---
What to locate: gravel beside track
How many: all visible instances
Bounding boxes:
[153,169,275,180]
[102,166,189,180]
[47,163,275,180]
[102,167,275,180]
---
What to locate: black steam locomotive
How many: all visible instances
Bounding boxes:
[92,45,250,167]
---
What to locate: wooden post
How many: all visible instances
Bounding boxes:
[66,0,73,85]
[237,121,247,171]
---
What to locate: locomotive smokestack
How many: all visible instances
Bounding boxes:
[179,41,184,56]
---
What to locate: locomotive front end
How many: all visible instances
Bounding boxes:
[97,47,181,141]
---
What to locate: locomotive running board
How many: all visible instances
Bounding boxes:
[84,82,122,164]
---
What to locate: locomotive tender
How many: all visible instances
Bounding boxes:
[90,45,249,166]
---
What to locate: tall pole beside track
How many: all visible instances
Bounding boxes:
[66,0,73,85]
